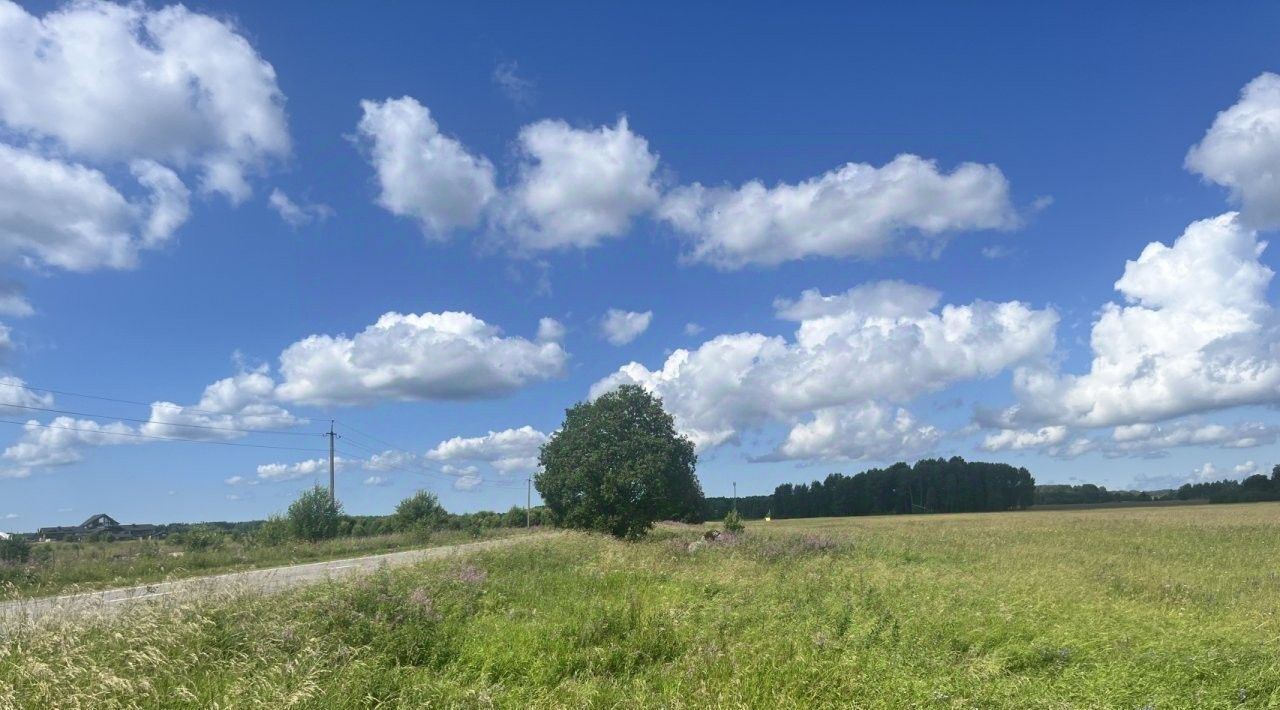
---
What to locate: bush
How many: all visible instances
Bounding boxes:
[723,509,744,535]
[178,526,224,552]
[0,536,30,564]
[393,491,449,535]
[255,515,291,546]
[287,485,344,541]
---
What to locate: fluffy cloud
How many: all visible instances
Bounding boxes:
[1108,420,1279,454]
[446,464,483,491]
[142,367,302,440]
[983,419,1278,459]
[1,367,303,477]
[276,311,566,405]
[1186,73,1280,228]
[356,97,496,237]
[1234,461,1262,477]
[600,309,652,346]
[2,416,136,476]
[658,154,1016,269]
[256,456,346,483]
[0,376,54,414]
[363,475,390,487]
[767,403,941,463]
[426,425,549,474]
[592,281,1056,458]
[269,189,333,228]
[356,98,1023,267]
[502,117,660,250]
[0,145,189,271]
[363,449,418,472]
[1001,213,1280,429]
[0,0,289,202]
[981,426,1070,452]
[536,317,565,343]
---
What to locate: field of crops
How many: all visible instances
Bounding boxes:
[3,504,1279,708]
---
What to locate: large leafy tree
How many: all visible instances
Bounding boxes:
[536,384,703,539]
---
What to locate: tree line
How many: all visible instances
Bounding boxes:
[703,457,1035,520]
[1032,484,1164,506]
[1175,466,1280,503]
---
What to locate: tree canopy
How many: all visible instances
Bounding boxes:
[535,384,703,539]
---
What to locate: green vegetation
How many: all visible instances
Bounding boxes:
[704,457,1034,520]
[1,487,542,600]
[1034,483,1169,506]
[287,485,344,541]
[5,504,1279,707]
[0,536,29,564]
[0,528,521,601]
[536,385,703,539]
[392,490,449,535]
[1177,465,1280,502]
[722,508,744,534]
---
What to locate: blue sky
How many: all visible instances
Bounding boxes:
[4,0,1280,528]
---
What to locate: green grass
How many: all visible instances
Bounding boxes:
[4,504,1280,707]
[0,528,520,601]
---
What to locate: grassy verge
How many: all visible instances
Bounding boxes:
[3,504,1279,707]
[0,528,523,601]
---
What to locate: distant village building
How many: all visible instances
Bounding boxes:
[38,513,159,542]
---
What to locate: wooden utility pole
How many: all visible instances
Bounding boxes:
[733,481,737,511]
[327,420,337,506]
[526,478,531,529]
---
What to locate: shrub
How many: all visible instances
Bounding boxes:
[393,491,448,535]
[287,485,344,541]
[0,536,30,564]
[724,509,744,534]
[256,515,291,546]
[179,526,224,552]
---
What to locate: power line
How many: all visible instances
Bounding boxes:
[0,417,329,453]
[0,401,317,437]
[332,419,410,453]
[336,441,526,489]
[0,379,282,420]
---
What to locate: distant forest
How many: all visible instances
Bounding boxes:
[705,461,1280,520]
[704,457,1034,520]
[1175,466,1280,503]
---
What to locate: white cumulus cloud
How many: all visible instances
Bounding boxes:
[1187,73,1280,228]
[658,154,1017,269]
[356,97,496,237]
[0,0,289,203]
[600,309,652,346]
[0,145,190,271]
[1000,213,1280,429]
[275,311,566,405]
[426,426,549,474]
[592,280,1056,458]
[502,117,660,250]
[767,403,941,463]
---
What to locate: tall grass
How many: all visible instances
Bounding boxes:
[3,504,1279,707]
[0,528,518,601]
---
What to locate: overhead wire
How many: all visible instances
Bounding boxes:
[0,417,329,453]
[0,401,318,437]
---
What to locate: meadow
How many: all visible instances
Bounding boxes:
[3,504,1279,708]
